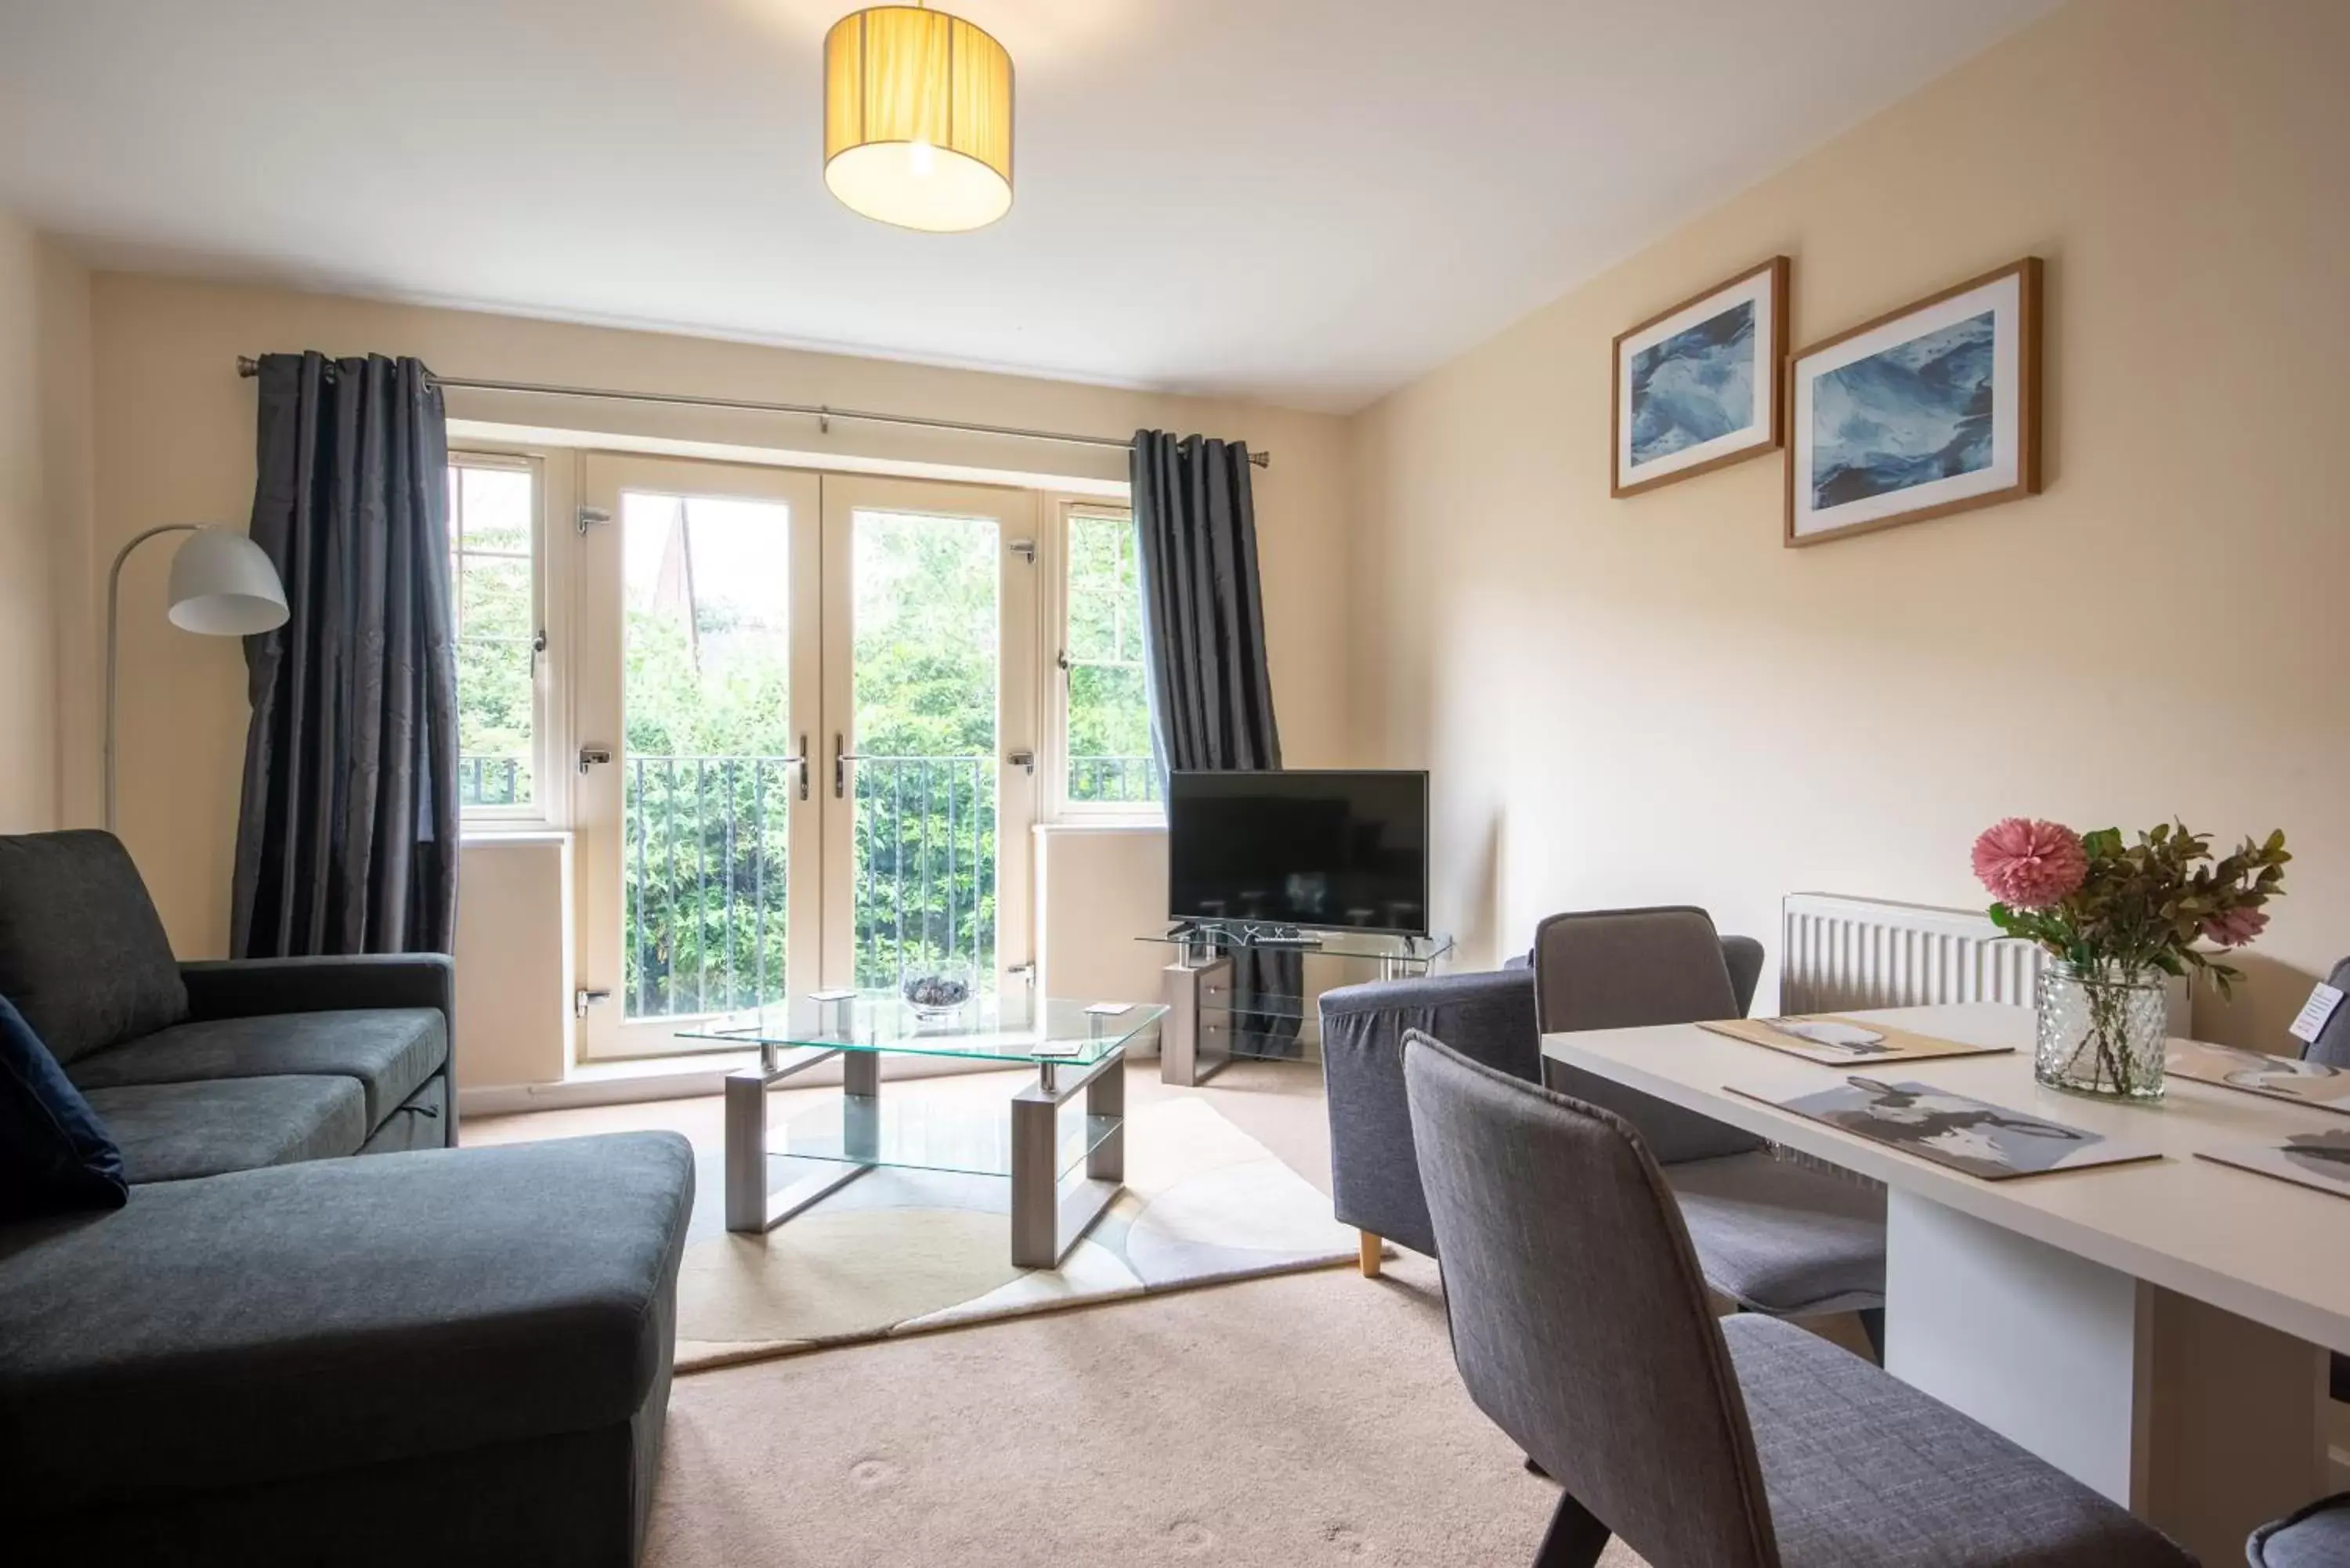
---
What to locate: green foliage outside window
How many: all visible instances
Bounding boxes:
[1064,511,1159,805]
[450,463,537,807]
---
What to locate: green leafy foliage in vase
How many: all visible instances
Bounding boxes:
[1974,818,2290,997]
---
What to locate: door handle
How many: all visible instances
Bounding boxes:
[792,733,809,801]
[833,733,866,799]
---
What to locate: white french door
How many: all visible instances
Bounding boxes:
[575,454,1034,1060]
[819,475,1036,1003]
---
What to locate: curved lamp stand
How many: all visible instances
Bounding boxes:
[105,524,291,832]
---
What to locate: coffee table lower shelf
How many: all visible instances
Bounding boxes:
[722,1043,1127,1270]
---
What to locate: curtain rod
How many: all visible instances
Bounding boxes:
[233,356,1271,469]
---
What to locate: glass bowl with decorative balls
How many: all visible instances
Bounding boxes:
[902,963,975,1024]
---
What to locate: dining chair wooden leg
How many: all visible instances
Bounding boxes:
[1358,1230,1383,1277]
[1531,1489,1610,1568]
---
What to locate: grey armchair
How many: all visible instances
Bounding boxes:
[1400,1031,2195,1568]
[1535,907,1885,1334]
[1317,918,1761,1277]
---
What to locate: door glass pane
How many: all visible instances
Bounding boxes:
[1064,510,1158,806]
[851,509,999,994]
[621,493,795,1018]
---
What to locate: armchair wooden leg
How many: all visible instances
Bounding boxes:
[1358,1230,1383,1278]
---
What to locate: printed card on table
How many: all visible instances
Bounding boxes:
[1730,1076,2160,1182]
[2166,1039,2350,1117]
[1701,1014,2012,1066]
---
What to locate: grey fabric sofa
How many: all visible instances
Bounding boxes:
[5,1135,694,1565]
[0,830,459,1176]
[0,829,696,1566]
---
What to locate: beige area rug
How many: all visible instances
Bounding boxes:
[673,1095,1360,1371]
[649,1250,1645,1568]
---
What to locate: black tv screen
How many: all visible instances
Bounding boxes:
[1167,770,1430,936]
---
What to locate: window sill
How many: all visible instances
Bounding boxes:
[459,826,573,847]
[1034,818,1165,835]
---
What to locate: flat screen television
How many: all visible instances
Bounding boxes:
[1166,770,1430,937]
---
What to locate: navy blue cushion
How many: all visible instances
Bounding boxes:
[0,993,129,1218]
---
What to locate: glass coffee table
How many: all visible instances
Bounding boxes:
[680,992,1166,1269]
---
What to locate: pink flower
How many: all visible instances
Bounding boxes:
[2200,906,2269,948]
[1972,818,2088,909]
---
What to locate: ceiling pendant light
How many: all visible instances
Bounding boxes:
[824,4,1014,233]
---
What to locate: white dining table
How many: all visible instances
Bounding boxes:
[1541,1001,2341,1566]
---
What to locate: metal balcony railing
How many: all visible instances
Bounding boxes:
[621,753,999,1020]
[624,754,796,1019]
[459,755,527,807]
[1068,754,1159,804]
[501,749,1148,1021]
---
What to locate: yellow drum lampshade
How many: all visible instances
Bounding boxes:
[824,5,1014,233]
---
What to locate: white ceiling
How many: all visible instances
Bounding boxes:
[0,0,2057,412]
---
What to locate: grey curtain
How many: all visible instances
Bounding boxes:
[1132,432,1281,774]
[1131,430,1298,1056]
[231,352,459,958]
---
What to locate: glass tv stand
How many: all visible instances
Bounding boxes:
[1140,923,1455,1086]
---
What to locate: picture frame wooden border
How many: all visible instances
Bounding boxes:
[1611,255,1790,499]
[1784,255,2043,548]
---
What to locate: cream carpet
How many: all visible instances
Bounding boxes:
[648,1248,1642,1568]
[473,1061,1649,1567]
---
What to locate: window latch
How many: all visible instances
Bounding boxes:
[578,746,613,774]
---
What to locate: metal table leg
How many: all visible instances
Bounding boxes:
[724,1045,880,1234]
[1010,1047,1126,1269]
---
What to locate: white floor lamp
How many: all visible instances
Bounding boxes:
[105,524,291,832]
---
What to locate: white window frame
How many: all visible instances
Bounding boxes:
[1043,496,1162,824]
[449,446,570,831]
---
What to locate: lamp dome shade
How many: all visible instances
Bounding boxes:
[166,527,289,636]
[824,6,1013,233]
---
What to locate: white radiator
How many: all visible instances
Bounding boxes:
[1778,892,2191,1034]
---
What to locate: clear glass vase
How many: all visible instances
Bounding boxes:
[2034,962,2168,1100]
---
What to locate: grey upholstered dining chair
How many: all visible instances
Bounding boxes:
[2250,1492,2350,1566]
[2297,958,2350,1414]
[1533,906,1886,1339]
[1317,921,1766,1279]
[1400,1032,2197,1568]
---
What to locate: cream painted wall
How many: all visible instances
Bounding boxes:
[1349,0,2350,1047]
[0,211,92,832]
[452,835,575,1090]
[80,273,1354,959]
[1034,825,1173,1023]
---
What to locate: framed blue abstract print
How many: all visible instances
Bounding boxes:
[1612,255,1788,498]
[1787,257,2043,546]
